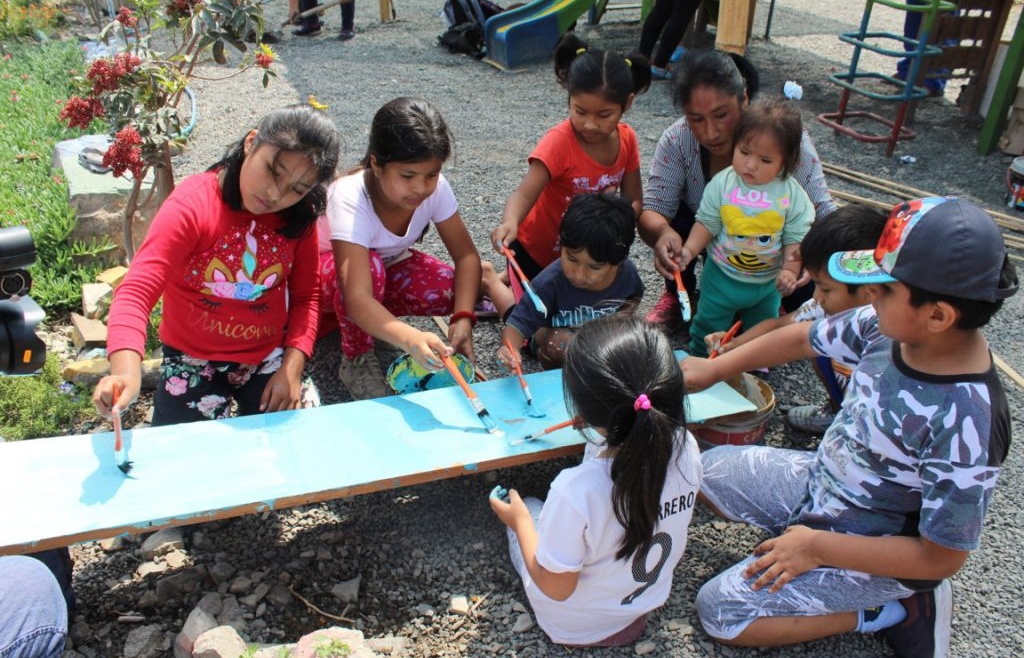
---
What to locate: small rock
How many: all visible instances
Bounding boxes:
[449,595,470,616]
[511,613,534,633]
[161,548,188,569]
[228,575,253,595]
[196,592,224,617]
[140,528,184,559]
[192,625,247,658]
[191,530,216,552]
[413,603,435,617]
[635,639,657,655]
[265,584,293,607]
[136,561,169,578]
[173,606,217,658]
[97,536,125,552]
[330,575,361,604]
[365,636,409,655]
[209,561,237,585]
[122,624,170,658]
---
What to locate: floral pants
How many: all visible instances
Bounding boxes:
[319,249,456,358]
[152,346,320,426]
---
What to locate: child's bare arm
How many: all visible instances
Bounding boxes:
[492,161,551,251]
[776,243,802,295]
[619,169,643,218]
[744,525,969,594]
[490,489,580,601]
[680,223,714,270]
[681,321,816,392]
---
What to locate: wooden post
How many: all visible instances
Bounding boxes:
[978,7,1024,154]
[380,0,393,21]
[715,0,757,55]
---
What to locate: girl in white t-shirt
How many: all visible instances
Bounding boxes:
[318,97,507,400]
[490,315,703,647]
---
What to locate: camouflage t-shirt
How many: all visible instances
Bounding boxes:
[798,306,1010,551]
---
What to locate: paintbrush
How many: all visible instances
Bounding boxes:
[508,418,575,446]
[501,245,548,316]
[111,383,133,474]
[709,320,742,359]
[440,353,503,435]
[672,269,692,322]
[504,339,534,408]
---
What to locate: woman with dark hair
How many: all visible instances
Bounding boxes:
[95,104,341,424]
[639,49,836,329]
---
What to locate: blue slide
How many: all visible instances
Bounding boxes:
[484,0,597,71]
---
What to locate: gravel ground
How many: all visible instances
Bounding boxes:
[63,0,1024,655]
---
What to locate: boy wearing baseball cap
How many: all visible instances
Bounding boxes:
[681,197,1018,658]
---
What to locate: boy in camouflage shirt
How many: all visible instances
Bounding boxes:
[681,197,1018,658]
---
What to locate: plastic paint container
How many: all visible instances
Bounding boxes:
[690,373,776,451]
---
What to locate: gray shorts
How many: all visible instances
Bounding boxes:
[697,445,914,640]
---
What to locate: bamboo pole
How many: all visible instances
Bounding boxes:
[823,162,1024,235]
[993,353,1024,390]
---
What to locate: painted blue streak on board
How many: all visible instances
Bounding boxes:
[0,367,753,552]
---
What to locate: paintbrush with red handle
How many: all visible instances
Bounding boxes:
[440,353,502,434]
[501,245,548,316]
[709,320,742,360]
[111,383,133,474]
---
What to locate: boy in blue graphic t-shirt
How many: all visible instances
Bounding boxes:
[497,193,643,370]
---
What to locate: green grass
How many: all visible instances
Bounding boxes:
[0,39,115,312]
[0,354,94,440]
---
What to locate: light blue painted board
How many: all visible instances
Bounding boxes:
[0,367,754,554]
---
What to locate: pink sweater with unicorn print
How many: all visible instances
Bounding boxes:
[107,171,320,365]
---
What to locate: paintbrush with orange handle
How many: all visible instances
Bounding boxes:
[440,353,502,434]
[504,338,533,409]
[111,383,133,474]
[501,245,548,316]
[672,269,692,322]
[709,320,742,360]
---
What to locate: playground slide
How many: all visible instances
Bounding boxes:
[483,0,596,71]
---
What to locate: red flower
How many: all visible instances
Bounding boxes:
[102,127,144,178]
[256,53,273,69]
[86,52,141,94]
[116,6,138,27]
[59,96,105,130]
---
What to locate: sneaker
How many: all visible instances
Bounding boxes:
[338,351,389,400]
[645,289,683,330]
[785,402,835,435]
[651,65,673,80]
[474,297,499,319]
[292,23,322,36]
[338,27,355,40]
[669,45,686,63]
[883,580,952,658]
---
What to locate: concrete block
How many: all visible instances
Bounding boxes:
[70,312,107,350]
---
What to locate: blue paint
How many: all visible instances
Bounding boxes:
[0,367,754,553]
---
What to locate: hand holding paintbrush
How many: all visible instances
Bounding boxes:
[709,320,742,359]
[440,353,503,435]
[110,383,133,474]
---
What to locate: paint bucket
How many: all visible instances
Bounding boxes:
[690,373,776,451]
[1005,156,1024,211]
[386,353,475,394]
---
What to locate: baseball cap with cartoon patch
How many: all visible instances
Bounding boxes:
[828,197,1018,303]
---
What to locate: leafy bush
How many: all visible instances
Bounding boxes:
[0,355,94,440]
[0,0,65,41]
[0,40,116,312]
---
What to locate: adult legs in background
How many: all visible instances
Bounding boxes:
[895,0,948,95]
[0,556,67,658]
[640,0,701,69]
[338,0,356,39]
[293,0,322,35]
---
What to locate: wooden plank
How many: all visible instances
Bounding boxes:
[715,0,757,55]
[380,0,393,21]
[993,352,1024,390]
[978,7,1024,153]
[0,367,755,555]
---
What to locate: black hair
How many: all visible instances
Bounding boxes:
[906,254,1018,329]
[672,49,759,110]
[212,104,340,239]
[362,97,453,167]
[802,204,887,291]
[562,315,688,561]
[559,194,636,265]
[553,32,651,107]
[733,97,802,178]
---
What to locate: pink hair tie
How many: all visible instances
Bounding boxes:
[633,394,651,412]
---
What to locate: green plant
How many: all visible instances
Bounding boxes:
[238,646,258,658]
[314,638,351,658]
[275,647,292,658]
[0,355,95,440]
[58,0,276,260]
[0,0,65,40]
[0,41,116,312]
